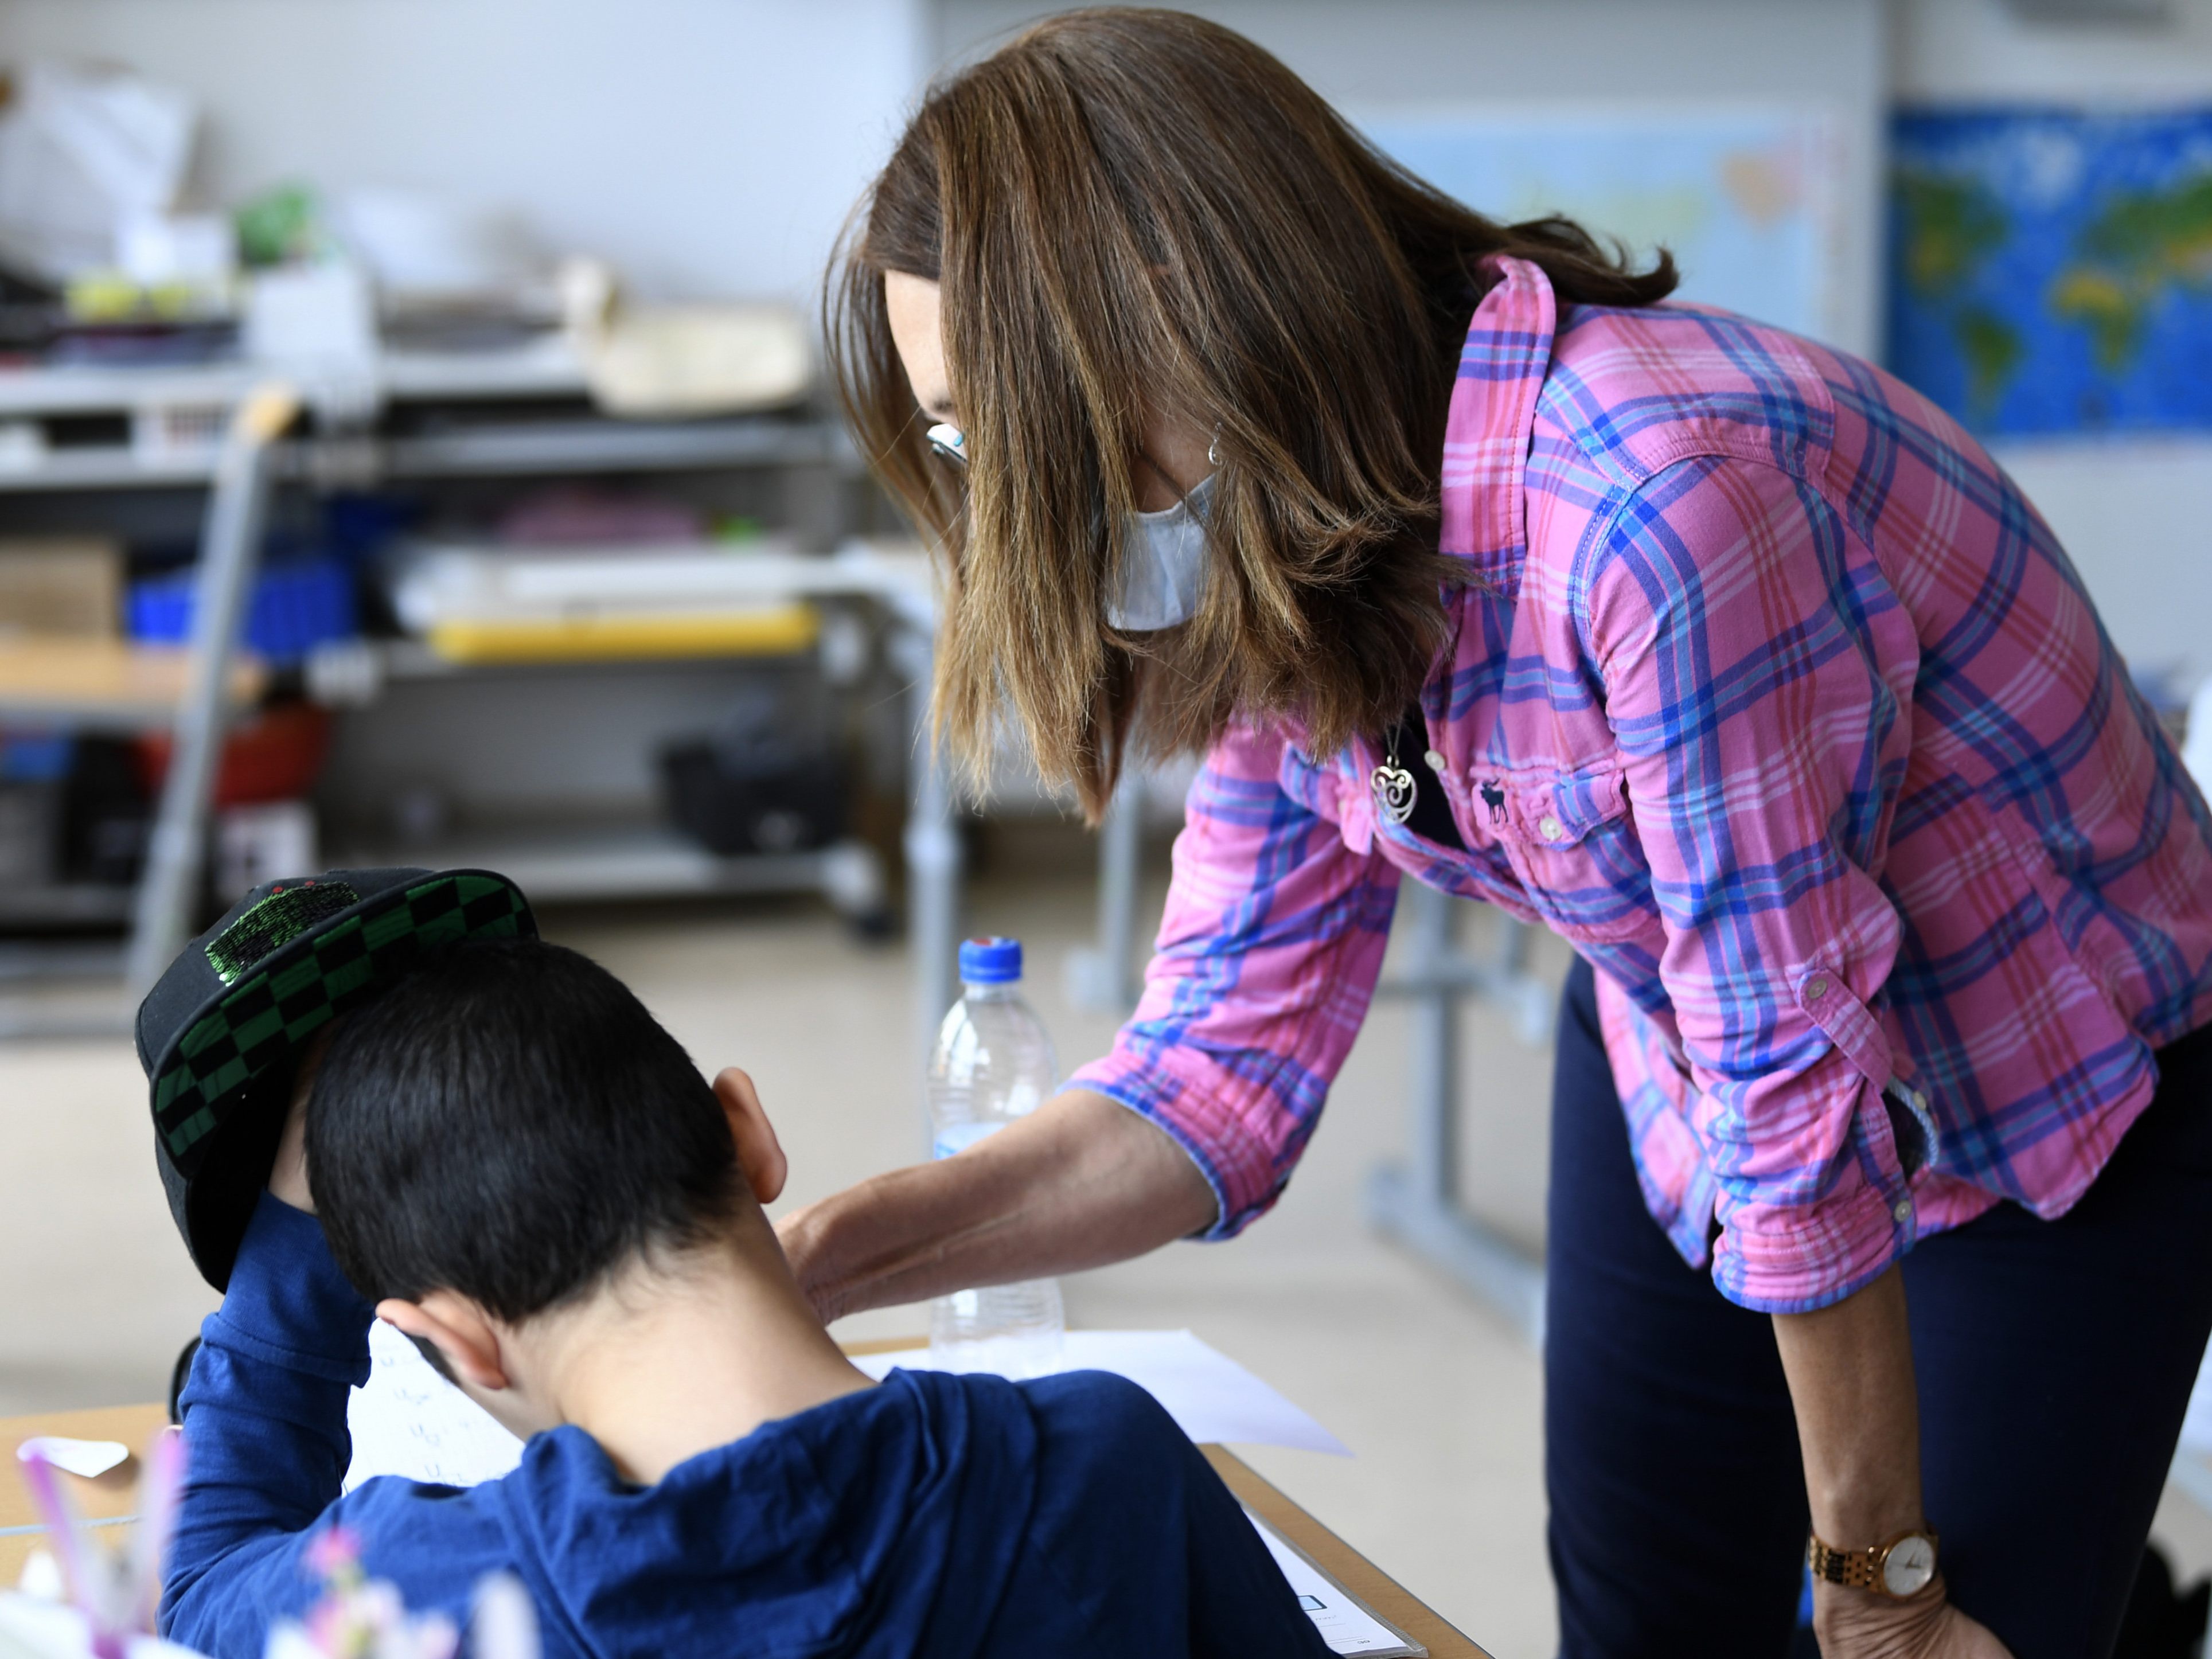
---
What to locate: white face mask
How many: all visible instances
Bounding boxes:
[1109,471,1216,633]
[926,421,1216,633]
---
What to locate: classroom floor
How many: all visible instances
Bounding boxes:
[6,850,2212,1659]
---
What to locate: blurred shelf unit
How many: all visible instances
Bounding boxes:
[0,337,916,943]
[305,540,933,920]
[330,822,885,914]
[0,636,265,727]
[0,341,854,494]
[0,881,134,928]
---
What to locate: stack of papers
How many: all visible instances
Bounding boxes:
[383,538,818,664]
[346,1325,1348,1487]
[345,1319,524,1490]
[1245,1512,1425,1658]
[848,1329,1349,1455]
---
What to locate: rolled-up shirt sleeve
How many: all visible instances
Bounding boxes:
[1068,724,1400,1238]
[1591,454,1921,1313]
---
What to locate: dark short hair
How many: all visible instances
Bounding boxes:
[307,939,742,1322]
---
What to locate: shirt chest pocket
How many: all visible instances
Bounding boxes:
[1483,765,1655,943]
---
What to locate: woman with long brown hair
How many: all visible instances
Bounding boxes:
[781,12,2212,1658]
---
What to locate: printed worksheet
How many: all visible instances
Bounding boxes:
[1245,1508,1425,1657]
[344,1318,523,1491]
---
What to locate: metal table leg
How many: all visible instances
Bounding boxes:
[1066,769,1144,1012]
[892,619,961,1143]
[1056,747,1553,1345]
[1368,880,1552,1346]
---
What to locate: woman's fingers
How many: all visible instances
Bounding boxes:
[773,1201,845,1324]
[1812,1583,2018,1659]
[1927,1607,2016,1659]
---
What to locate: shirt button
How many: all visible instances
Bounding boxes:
[1807,975,1830,1001]
[1893,1198,1914,1224]
[1538,814,1564,841]
[1423,749,1446,772]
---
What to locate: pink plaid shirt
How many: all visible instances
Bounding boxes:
[1070,257,2212,1313]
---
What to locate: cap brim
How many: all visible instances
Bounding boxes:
[147,869,534,1286]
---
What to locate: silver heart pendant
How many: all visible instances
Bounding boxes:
[1371,763,1418,826]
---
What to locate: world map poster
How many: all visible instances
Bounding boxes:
[1890,108,2212,436]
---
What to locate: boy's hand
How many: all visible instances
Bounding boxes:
[268,1088,313,1213]
[266,1028,333,1214]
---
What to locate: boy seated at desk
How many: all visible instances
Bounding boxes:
[136,867,1327,1658]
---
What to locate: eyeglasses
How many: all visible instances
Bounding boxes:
[925,422,967,467]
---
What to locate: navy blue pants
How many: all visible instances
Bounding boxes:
[1545,958,2212,1659]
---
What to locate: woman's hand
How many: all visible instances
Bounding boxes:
[1773,1267,2015,1659]
[1814,1580,2014,1658]
[775,1088,1217,1325]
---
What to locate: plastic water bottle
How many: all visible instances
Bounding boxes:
[927,935,1066,1377]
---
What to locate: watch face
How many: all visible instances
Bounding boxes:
[1883,1534,1937,1597]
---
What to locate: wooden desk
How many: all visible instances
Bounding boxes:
[0,1402,167,1586]
[1,1396,1491,1659]
[0,639,264,727]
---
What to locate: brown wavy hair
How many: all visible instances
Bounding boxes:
[829,7,1675,819]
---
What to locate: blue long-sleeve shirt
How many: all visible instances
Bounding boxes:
[166,1193,1330,1658]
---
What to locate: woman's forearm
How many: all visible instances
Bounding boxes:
[1771,1265,1925,1548]
[774,1088,1219,1322]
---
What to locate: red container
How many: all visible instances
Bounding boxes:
[134,702,333,809]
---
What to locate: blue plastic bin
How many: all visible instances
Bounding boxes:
[128,555,358,665]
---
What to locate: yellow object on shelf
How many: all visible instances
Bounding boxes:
[425,603,819,665]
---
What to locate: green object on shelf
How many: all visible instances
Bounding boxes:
[235,183,326,268]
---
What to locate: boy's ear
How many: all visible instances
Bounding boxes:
[377,1295,510,1393]
[712,1068,787,1205]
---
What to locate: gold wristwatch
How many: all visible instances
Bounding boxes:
[1806,1528,1940,1599]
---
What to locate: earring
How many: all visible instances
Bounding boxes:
[1207,426,1222,469]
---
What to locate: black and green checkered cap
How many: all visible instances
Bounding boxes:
[135,867,536,1289]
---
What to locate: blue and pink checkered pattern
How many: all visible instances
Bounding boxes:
[1070,257,2212,1313]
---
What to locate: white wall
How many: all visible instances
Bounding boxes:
[2,0,2202,681]
[937,0,1891,358]
[937,0,2212,688]
[1894,0,2212,689]
[0,0,928,304]
[1895,0,2212,102]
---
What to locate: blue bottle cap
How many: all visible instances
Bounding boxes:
[957,935,1023,983]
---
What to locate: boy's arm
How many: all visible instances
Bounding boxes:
[161,1190,377,1645]
[1017,1373,1332,1657]
[1168,1434,1333,1657]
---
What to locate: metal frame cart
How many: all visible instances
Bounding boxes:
[0,343,967,1059]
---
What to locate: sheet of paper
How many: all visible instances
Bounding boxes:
[344,1319,523,1492]
[851,1329,1349,1456]
[347,1325,1348,1491]
[14,1438,127,1480]
[1244,1510,1425,1658]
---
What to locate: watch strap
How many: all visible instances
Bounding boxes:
[1805,1528,1940,1598]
